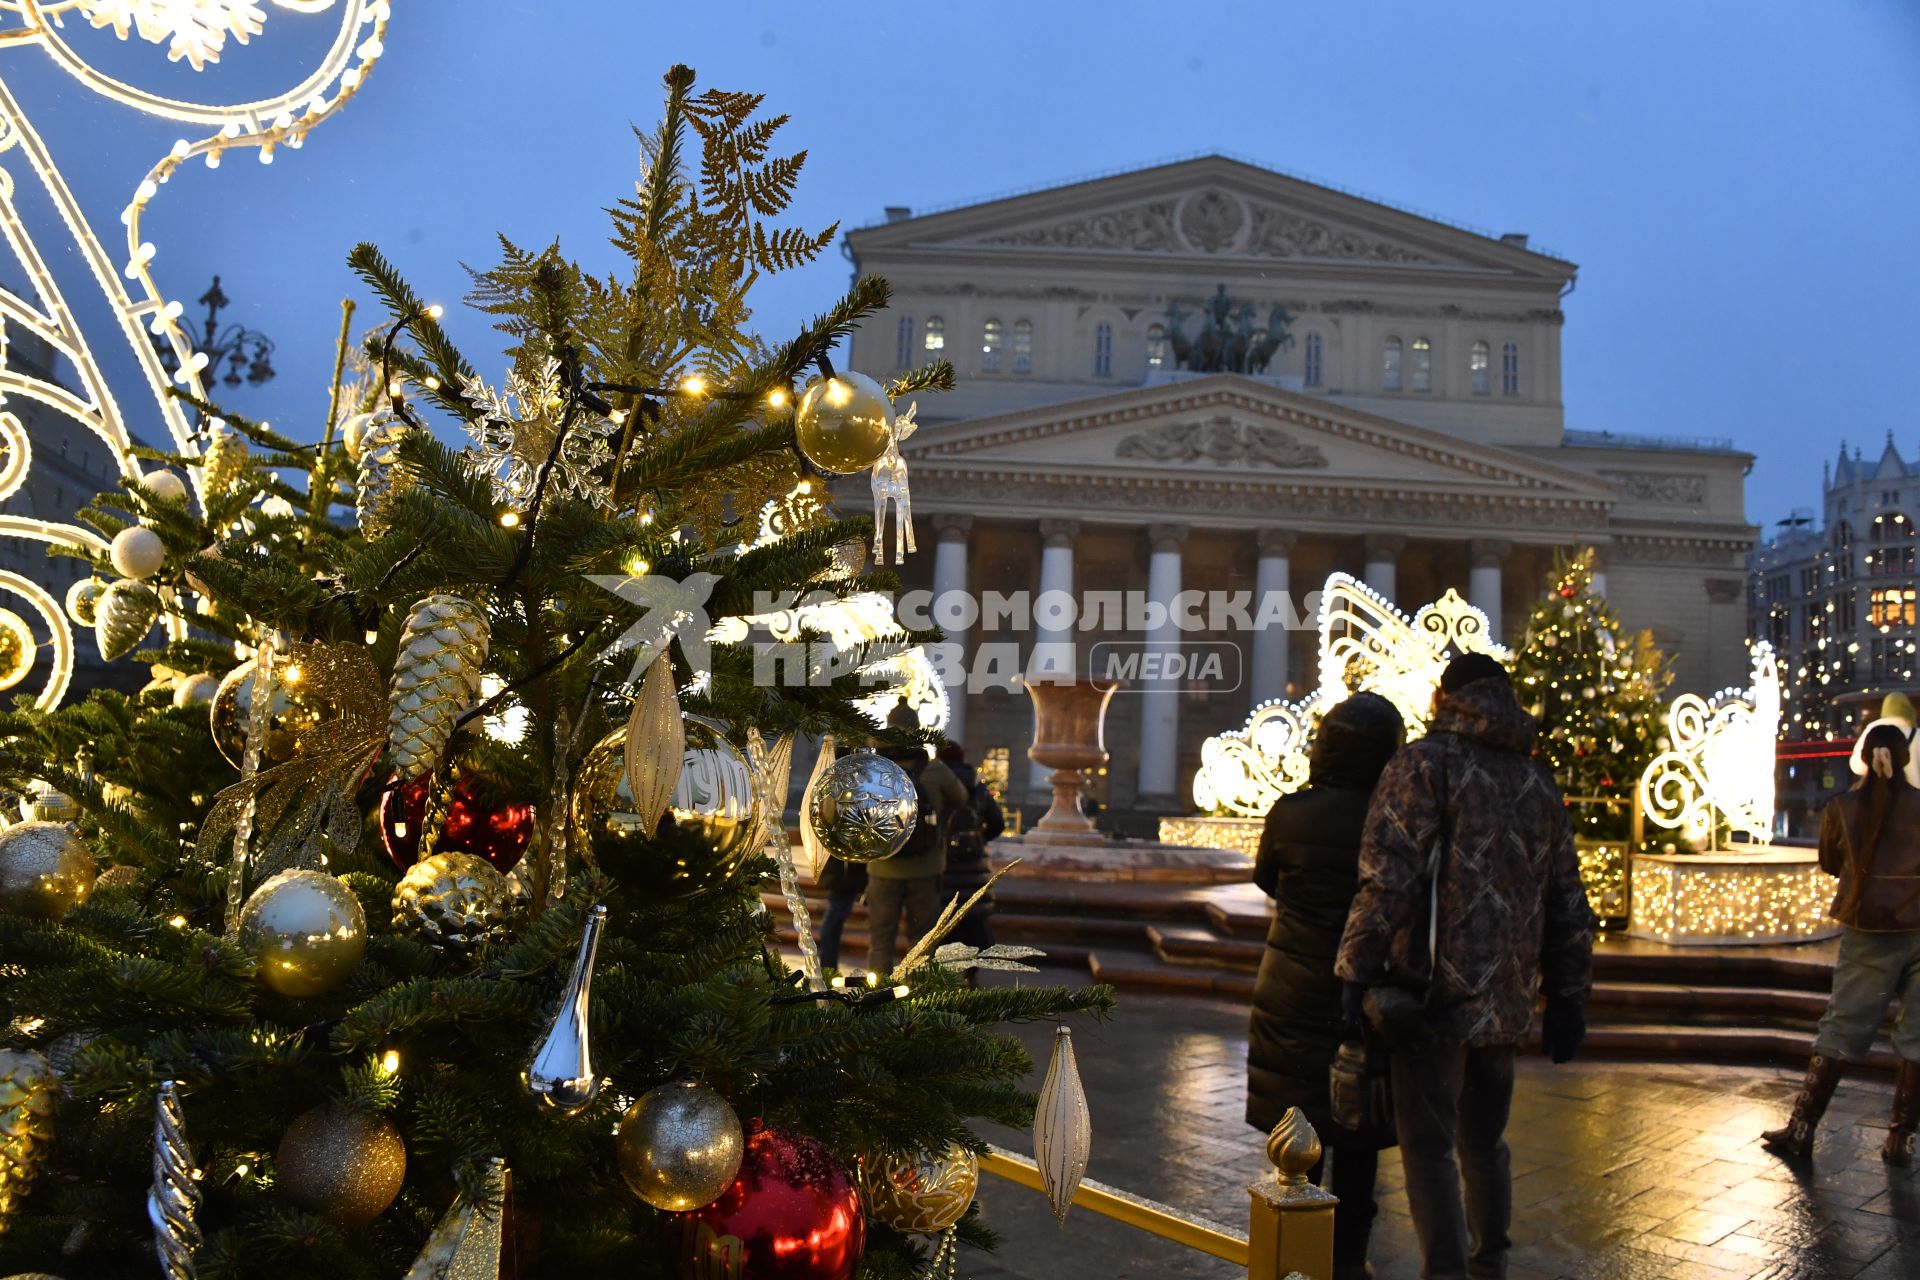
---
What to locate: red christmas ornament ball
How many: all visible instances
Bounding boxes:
[663,1125,864,1280]
[380,773,535,872]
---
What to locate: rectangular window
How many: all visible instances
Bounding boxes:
[1501,342,1520,395]
[1841,589,1857,629]
[1012,320,1033,375]
[1093,323,1112,377]
[1304,333,1323,387]
[895,315,914,368]
[1470,342,1490,395]
[923,317,945,355]
[1869,587,1917,627]
[1383,341,1402,391]
[981,320,1002,373]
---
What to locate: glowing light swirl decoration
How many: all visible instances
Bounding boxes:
[0,0,391,705]
[1638,641,1779,849]
[1194,573,1508,816]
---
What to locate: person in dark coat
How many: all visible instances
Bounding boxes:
[1247,690,1405,1280]
[937,742,1005,949]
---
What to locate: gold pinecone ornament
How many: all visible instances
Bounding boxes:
[387,594,489,780]
[199,421,248,498]
[391,852,514,955]
[0,1050,59,1234]
[355,413,411,538]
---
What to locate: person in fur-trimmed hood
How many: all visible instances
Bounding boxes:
[1337,653,1596,1280]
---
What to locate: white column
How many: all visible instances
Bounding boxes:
[929,513,973,750]
[1590,545,1609,598]
[1363,533,1404,603]
[1137,523,1189,803]
[1469,538,1511,645]
[1251,528,1296,706]
[1028,519,1079,794]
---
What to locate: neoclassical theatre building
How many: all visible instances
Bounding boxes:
[842,156,1755,824]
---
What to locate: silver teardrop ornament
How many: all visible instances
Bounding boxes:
[523,903,607,1115]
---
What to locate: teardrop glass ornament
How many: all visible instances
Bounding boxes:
[522,903,607,1115]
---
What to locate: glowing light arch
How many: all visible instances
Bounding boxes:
[1638,641,1780,850]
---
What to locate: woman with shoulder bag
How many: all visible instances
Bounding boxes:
[1247,692,1405,1280]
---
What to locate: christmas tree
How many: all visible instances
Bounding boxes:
[0,67,1107,1279]
[1513,548,1673,841]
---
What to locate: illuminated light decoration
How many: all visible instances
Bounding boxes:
[1576,840,1628,920]
[1637,642,1780,850]
[0,604,34,689]
[1194,573,1508,816]
[0,0,389,702]
[1628,848,1837,946]
[1155,814,1262,858]
[705,591,950,732]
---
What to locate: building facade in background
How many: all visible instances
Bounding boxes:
[844,156,1756,824]
[1749,438,1920,833]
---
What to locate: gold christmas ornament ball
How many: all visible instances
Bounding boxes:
[859,1146,979,1235]
[570,717,759,899]
[0,822,95,920]
[793,371,894,475]
[237,869,366,997]
[109,525,167,580]
[390,851,514,954]
[172,673,219,708]
[16,782,76,824]
[63,577,104,628]
[0,609,34,692]
[209,659,331,770]
[274,1104,406,1227]
[615,1081,744,1211]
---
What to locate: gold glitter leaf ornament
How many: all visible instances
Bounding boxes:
[387,594,490,780]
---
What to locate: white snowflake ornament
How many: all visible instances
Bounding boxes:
[460,357,617,513]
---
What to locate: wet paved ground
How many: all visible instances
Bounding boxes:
[963,989,1919,1280]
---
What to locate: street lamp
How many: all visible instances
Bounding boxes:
[153,275,276,394]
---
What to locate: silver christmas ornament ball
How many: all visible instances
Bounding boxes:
[63,578,104,628]
[391,851,515,955]
[237,869,367,997]
[616,1080,745,1211]
[807,747,917,863]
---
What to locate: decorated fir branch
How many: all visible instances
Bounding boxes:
[0,65,1111,1280]
[1513,547,1674,842]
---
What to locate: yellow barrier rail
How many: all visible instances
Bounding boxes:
[977,1107,1337,1280]
[980,1146,1249,1266]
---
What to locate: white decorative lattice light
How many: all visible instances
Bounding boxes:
[1194,573,1508,816]
[1638,641,1780,849]
[0,0,388,705]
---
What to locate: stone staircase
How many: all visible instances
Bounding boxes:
[765,868,1898,1073]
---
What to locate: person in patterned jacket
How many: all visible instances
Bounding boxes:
[1336,652,1596,1280]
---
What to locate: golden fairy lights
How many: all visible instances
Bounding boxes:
[1630,850,1836,945]
[0,0,387,705]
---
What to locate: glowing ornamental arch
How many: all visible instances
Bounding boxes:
[1637,642,1780,849]
[1194,572,1509,816]
[0,0,391,707]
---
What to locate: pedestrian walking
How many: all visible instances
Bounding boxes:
[813,855,866,972]
[1247,691,1405,1280]
[866,741,968,975]
[1337,653,1596,1280]
[937,742,1005,949]
[1762,720,1920,1164]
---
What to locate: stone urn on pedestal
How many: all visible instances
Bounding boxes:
[1022,675,1120,847]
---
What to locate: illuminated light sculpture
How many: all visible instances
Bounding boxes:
[1637,641,1780,850]
[0,0,390,706]
[1192,573,1508,817]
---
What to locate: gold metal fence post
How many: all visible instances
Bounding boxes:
[1245,1107,1337,1280]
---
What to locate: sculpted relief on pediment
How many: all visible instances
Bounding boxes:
[1115,416,1330,469]
[981,187,1437,264]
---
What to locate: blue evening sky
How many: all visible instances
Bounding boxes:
[7,1,1916,532]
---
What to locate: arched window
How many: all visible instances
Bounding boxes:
[1304,332,1323,387]
[1382,336,1403,391]
[1093,323,1113,377]
[982,319,1003,373]
[1012,319,1033,374]
[895,315,915,368]
[1146,323,1168,369]
[1501,341,1520,395]
[923,316,945,355]
[1470,340,1490,395]
[1410,337,1432,392]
